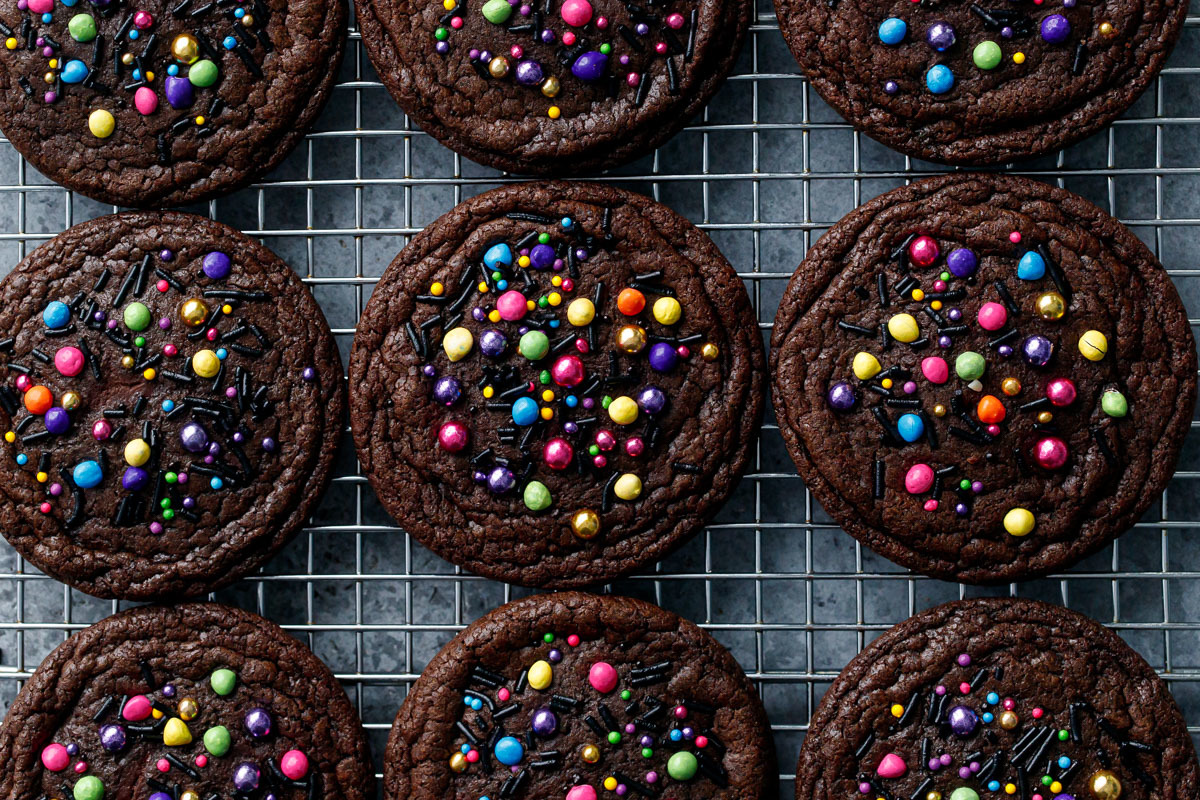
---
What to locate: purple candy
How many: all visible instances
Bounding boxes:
[122,467,149,491]
[488,466,516,494]
[570,50,608,81]
[1040,13,1070,44]
[925,20,955,51]
[514,58,544,86]
[302,367,316,382]
[531,706,558,736]
[232,762,261,792]
[946,248,977,277]
[827,381,857,411]
[244,707,272,738]
[479,328,508,358]
[529,243,555,269]
[948,705,978,737]
[100,724,127,752]
[1021,335,1054,367]
[202,251,232,280]
[180,422,209,453]
[164,75,194,109]
[150,794,172,800]
[433,376,462,406]
[262,437,277,453]
[636,385,666,415]
[647,341,678,372]
[43,406,70,435]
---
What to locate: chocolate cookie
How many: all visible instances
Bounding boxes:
[385,591,776,800]
[0,603,374,800]
[770,174,1196,583]
[350,181,764,587]
[774,0,1187,164]
[0,211,345,599]
[354,0,749,174]
[795,598,1199,800]
[0,0,345,207]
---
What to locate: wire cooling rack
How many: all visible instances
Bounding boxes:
[3,5,1200,797]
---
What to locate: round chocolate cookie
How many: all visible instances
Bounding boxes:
[0,211,345,599]
[770,174,1196,583]
[0,603,374,800]
[354,0,750,174]
[385,591,776,800]
[795,598,1200,800]
[0,0,345,207]
[350,181,764,587]
[774,0,1187,165]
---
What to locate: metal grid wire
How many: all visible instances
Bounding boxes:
[3,5,1200,798]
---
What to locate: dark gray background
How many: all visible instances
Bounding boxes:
[1,5,1199,797]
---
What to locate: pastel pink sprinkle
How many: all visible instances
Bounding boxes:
[134,86,158,116]
[876,753,907,779]
[498,687,510,701]
[904,463,934,494]
[976,301,1007,331]
[496,290,529,321]
[559,0,592,26]
[920,356,949,384]
[280,750,309,780]
[157,758,170,772]
[695,735,708,748]
[922,498,938,512]
[588,661,618,694]
[566,786,598,800]
[54,346,85,377]
[959,682,971,694]
[122,694,152,721]
[1009,231,1022,243]
[41,744,69,772]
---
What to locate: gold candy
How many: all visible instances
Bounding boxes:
[614,324,647,354]
[1036,290,1066,321]
[179,298,209,327]
[488,56,509,78]
[580,744,601,763]
[449,752,468,773]
[540,76,560,98]
[998,710,1019,730]
[932,404,947,418]
[178,697,199,721]
[121,355,135,369]
[700,343,719,362]
[1089,770,1122,800]
[61,391,81,410]
[171,33,200,64]
[570,508,600,540]
[1001,378,1021,396]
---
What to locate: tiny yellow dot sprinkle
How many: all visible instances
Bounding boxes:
[930,300,942,311]
[143,368,157,381]
[477,281,488,293]
[518,255,531,268]
[548,105,561,119]
[540,407,553,420]
[151,708,164,720]
[487,310,501,323]
[4,37,17,50]
[1005,785,1017,796]
[541,389,555,402]
[551,275,563,287]
[604,778,618,792]
[221,304,233,314]
[548,292,562,306]
[881,378,894,389]
[48,58,58,68]
[4,431,14,443]
[1050,783,1062,794]
[483,386,495,399]
[431,281,444,296]
[911,289,925,301]
[1013,52,1025,64]
[36,471,48,483]
[525,300,536,310]
[890,703,904,718]
[1038,411,1053,424]
[195,115,205,125]
[442,0,454,8]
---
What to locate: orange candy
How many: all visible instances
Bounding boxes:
[616,288,646,316]
[23,385,52,415]
[976,394,1006,424]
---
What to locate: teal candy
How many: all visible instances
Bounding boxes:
[1017,251,1046,280]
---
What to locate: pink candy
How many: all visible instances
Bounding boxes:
[41,743,69,772]
[123,694,152,721]
[905,463,934,494]
[588,661,618,694]
[134,86,159,116]
[551,354,585,387]
[920,356,949,385]
[566,787,598,800]
[543,438,573,470]
[1033,436,1069,470]
[559,0,592,26]
[908,235,939,267]
[54,346,84,377]
[1045,377,1076,407]
[280,750,309,780]
[27,0,52,13]
[876,753,907,779]
[437,421,469,453]
[496,290,528,321]
[976,301,1007,331]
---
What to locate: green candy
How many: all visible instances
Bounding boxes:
[1102,390,1128,417]
[955,351,986,381]
[188,59,219,88]
[210,667,237,695]
[68,14,97,42]
[73,776,104,800]
[523,480,552,511]
[481,0,512,23]
[949,789,980,800]
[518,330,550,360]
[203,725,232,756]
[123,302,151,331]
[972,40,1002,70]
[667,751,698,781]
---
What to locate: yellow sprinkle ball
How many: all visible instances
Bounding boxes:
[881,378,893,390]
[525,299,536,310]
[911,289,925,301]
[551,275,563,287]
[4,38,16,50]
[1004,784,1016,796]
[548,291,562,306]
[613,473,642,501]
[890,703,905,718]
[548,106,561,119]
[477,281,488,293]
[431,281,444,296]
[1099,21,1113,35]
[4,431,14,443]
[483,386,495,399]
[541,389,555,402]
[194,115,205,125]
[36,471,48,483]
[540,407,553,421]
[930,300,943,311]
[151,708,165,720]
[604,778,618,791]
[852,351,881,380]
[652,296,682,325]
[1013,52,1025,64]
[1004,507,1035,537]
[1050,782,1063,794]
[221,304,233,314]
[518,255,531,268]
[488,310,502,323]
[143,368,157,381]
[700,343,719,361]
[145,71,154,80]
[442,0,455,8]
[568,298,596,326]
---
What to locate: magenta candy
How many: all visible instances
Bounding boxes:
[133,9,154,27]
[588,661,618,693]
[122,694,152,721]
[134,86,159,115]
[921,356,949,384]
[624,437,644,457]
[551,354,585,387]
[976,301,1007,331]
[54,346,85,377]
[566,787,598,800]
[908,235,939,267]
[437,421,469,453]
[496,290,528,321]
[1034,436,1069,469]
[41,743,69,771]
[543,437,574,470]
[876,753,907,779]
[92,419,112,441]
[1045,377,1076,407]
[27,0,51,12]
[560,0,592,25]
[280,750,309,780]
[905,463,934,494]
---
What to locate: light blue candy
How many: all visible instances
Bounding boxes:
[43,300,70,329]
[1017,251,1046,280]
[1057,756,1071,769]
[483,243,513,270]
[60,59,89,84]
[878,17,907,45]
[926,64,954,94]
[493,736,524,766]
[986,691,999,705]
[73,460,102,489]
[896,413,924,443]
[511,396,538,426]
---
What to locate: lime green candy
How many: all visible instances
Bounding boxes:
[518,330,550,360]
[68,14,97,42]
[73,776,104,800]
[481,0,512,23]
[188,59,219,87]
[123,302,151,331]
[210,667,237,695]
[203,725,232,756]
[523,480,552,511]
[973,40,1002,70]
[955,351,986,381]
[1102,390,1128,417]
[949,789,980,800]
[667,751,698,781]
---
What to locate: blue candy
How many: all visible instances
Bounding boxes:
[493,736,524,767]
[511,396,538,426]
[896,413,924,443]
[43,300,70,329]
[878,17,907,45]
[925,64,954,94]
[483,243,513,269]
[72,460,102,489]
[1017,251,1046,280]
[60,59,89,84]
